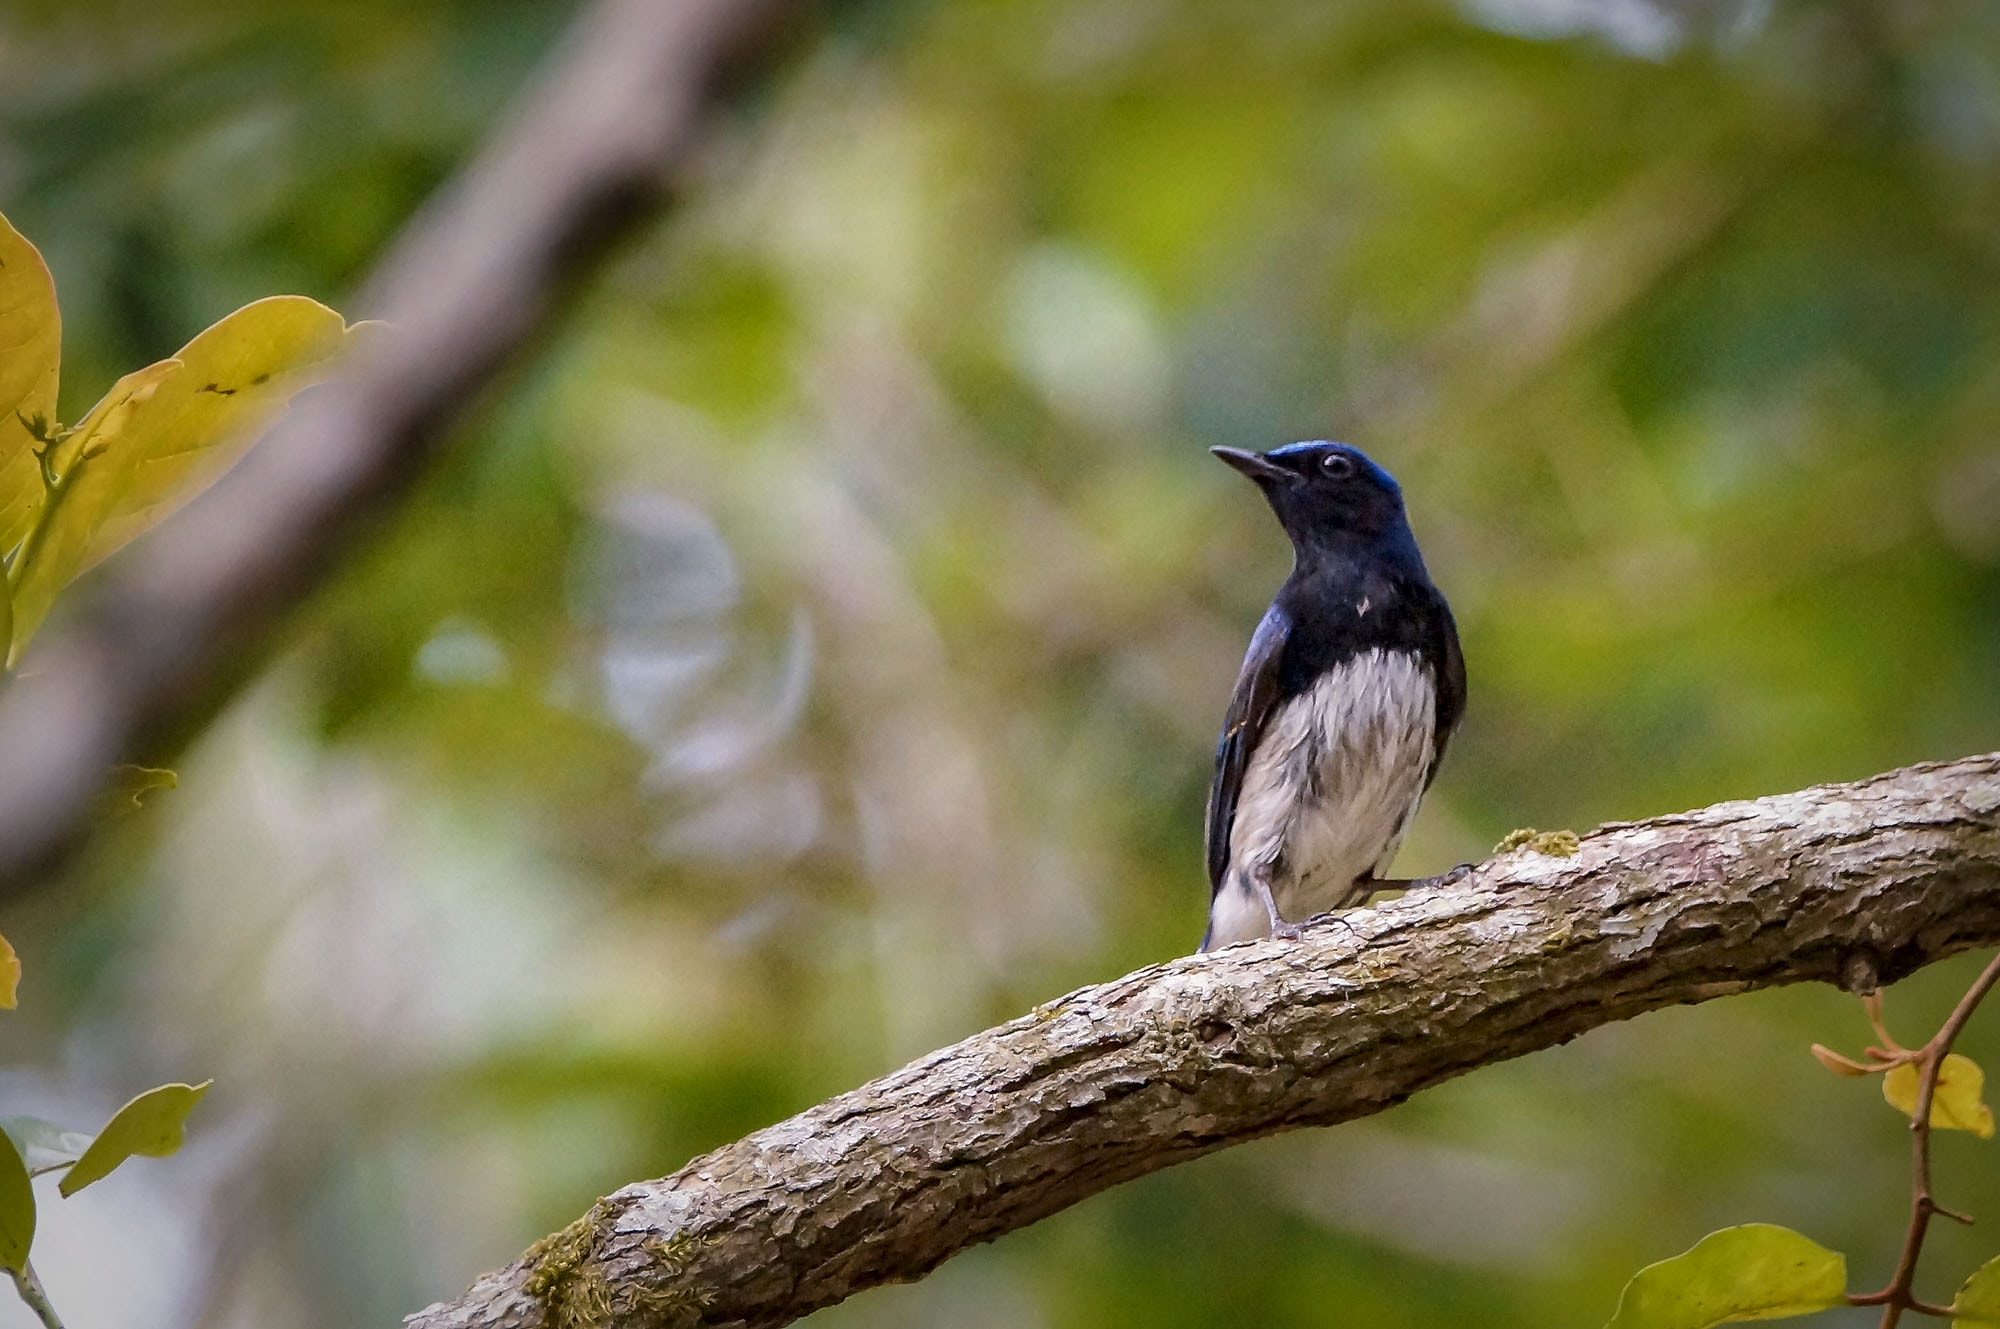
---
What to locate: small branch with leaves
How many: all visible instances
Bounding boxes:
[0,934,209,1329]
[0,198,353,1329]
[1841,966,2000,1324]
[0,0,799,893]
[1605,953,2000,1328]
[0,210,371,675]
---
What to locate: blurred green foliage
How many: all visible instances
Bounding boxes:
[2,0,1999,1326]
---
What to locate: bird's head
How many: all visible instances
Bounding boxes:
[1211,441,1411,555]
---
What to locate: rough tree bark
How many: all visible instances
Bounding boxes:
[406,752,2000,1329]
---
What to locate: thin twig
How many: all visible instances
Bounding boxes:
[9,1260,67,1329]
[1846,949,2000,1325]
[1865,990,1909,1055]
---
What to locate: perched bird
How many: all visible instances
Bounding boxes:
[1200,441,1465,952]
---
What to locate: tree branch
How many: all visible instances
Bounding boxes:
[0,0,802,889]
[405,753,2000,1329]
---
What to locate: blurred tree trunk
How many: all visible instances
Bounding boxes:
[0,0,797,890]
[407,753,2000,1329]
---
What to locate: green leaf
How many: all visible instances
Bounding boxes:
[1884,1054,1996,1139]
[0,210,61,568]
[58,1080,211,1197]
[1605,1224,1847,1328]
[1953,1253,2000,1326]
[0,1131,33,1275]
[6,297,372,659]
[0,1118,92,1174]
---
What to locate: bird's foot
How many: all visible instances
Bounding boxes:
[1270,918,1306,942]
[1420,861,1475,890]
[1292,910,1359,938]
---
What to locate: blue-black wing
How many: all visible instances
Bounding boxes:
[1204,605,1291,897]
[1421,592,1466,790]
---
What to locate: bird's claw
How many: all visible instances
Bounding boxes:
[1293,910,1359,938]
[1423,861,1475,890]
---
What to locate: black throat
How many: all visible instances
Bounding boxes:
[1270,538,1445,698]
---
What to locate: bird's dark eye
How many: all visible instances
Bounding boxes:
[1319,453,1355,479]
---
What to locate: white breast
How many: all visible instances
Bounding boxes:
[1223,647,1437,929]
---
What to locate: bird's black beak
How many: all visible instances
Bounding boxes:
[1210,447,1291,486]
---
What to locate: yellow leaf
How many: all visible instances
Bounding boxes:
[0,212,61,564]
[1883,1053,1996,1138]
[6,296,370,659]
[0,933,16,1010]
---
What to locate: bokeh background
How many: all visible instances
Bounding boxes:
[1,0,1999,1324]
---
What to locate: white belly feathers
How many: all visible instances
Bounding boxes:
[1215,647,1437,942]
